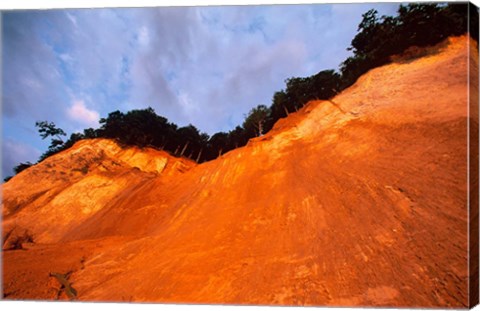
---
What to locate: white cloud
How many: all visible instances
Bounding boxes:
[138,26,150,47]
[178,92,201,122]
[67,100,100,128]
[66,12,78,27]
[2,3,401,160]
[59,53,74,63]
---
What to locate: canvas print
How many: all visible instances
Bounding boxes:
[1,1,479,308]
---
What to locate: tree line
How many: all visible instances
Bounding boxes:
[6,3,477,181]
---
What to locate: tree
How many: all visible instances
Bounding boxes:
[264,91,289,133]
[175,124,208,159]
[207,132,230,159]
[62,133,85,150]
[98,110,127,141]
[35,121,66,147]
[285,77,311,111]
[309,70,342,99]
[349,9,381,55]
[4,161,36,182]
[35,121,68,160]
[243,105,270,137]
[228,126,248,149]
[13,162,33,174]
[16,3,473,168]
[83,128,97,139]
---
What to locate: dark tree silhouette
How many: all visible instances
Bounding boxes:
[207,132,230,159]
[243,105,270,137]
[228,126,248,149]
[35,121,67,148]
[13,162,33,174]
[6,2,474,180]
[35,121,69,160]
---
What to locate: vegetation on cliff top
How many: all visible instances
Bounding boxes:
[6,2,478,181]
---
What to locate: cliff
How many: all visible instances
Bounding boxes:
[2,36,478,307]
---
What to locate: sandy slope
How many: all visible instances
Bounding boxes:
[2,36,478,307]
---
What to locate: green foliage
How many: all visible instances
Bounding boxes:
[243,105,270,137]
[3,162,33,182]
[207,132,230,158]
[35,121,69,161]
[175,124,209,159]
[35,121,67,140]
[341,3,472,88]
[98,108,176,149]
[82,128,97,139]
[95,108,214,162]
[8,2,474,177]
[228,126,248,148]
[284,77,311,112]
[13,162,33,174]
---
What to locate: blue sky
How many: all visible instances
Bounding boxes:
[1,3,400,178]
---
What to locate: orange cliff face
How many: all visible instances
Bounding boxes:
[2,36,477,307]
[2,138,195,245]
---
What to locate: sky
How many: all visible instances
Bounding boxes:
[1,2,400,178]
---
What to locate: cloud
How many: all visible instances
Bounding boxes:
[138,26,150,47]
[67,100,100,128]
[2,2,401,168]
[122,4,402,135]
[2,139,42,179]
[2,12,69,120]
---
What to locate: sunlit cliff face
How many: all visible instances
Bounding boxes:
[2,36,477,307]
